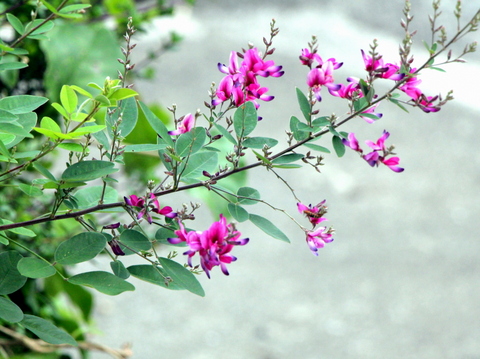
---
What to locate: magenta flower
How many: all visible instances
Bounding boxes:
[342,132,362,152]
[168,113,195,136]
[343,131,404,173]
[297,201,328,226]
[299,48,323,67]
[360,50,404,81]
[213,48,283,109]
[306,227,334,256]
[168,215,249,278]
[307,60,341,101]
[125,193,176,224]
[108,239,125,256]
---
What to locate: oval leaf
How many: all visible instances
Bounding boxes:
[110,260,130,279]
[68,271,135,295]
[159,257,204,297]
[272,153,304,164]
[0,251,27,295]
[233,101,257,137]
[17,257,56,278]
[0,296,24,323]
[237,187,261,205]
[242,136,278,149]
[296,87,311,122]
[119,229,151,255]
[61,160,118,182]
[332,135,346,157]
[175,127,207,157]
[249,214,290,243]
[21,314,76,346]
[127,264,183,290]
[55,232,107,265]
[228,203,249,222]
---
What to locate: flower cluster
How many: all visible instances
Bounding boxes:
[342,130,404,172]
[213,47,284,109]
[297,201,334,255]
[168,215,249,278]
[300,48,343,102]
[124,193,177,224]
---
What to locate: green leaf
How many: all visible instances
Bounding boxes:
[0,296,24,323]
[73,186,118,209]
[57,142,84,152]
[227,203,249,222]
[303,142,331,153]
[17,257,56,278]
[18,184,43,197]
[312,116,330,127]
[69,125,106,137]
[119,230,151,255]
[332,135,345,157]
[127,264,183,290]
[6,14,24,35]
[0,62,28,71]
[70,85,93,98]
[33,162,56,181]
[159,257,205,296]
[110,261,130,279]
[40,116,61,132]
[60,85,77,113]
[233,101,257,138]
[180,151,218,179]
[272,164,302,169]
[213,123,236,145]
[249,214,290,243]
[272,153,304,164]
[21,314,76,346]
[252,149,272,165]
[388,97,409,113]
[237,187,260,205]
[108,88,138,101]
[25,19,55,36]
[68,271,135,295]
[61,160,118,182]
[55,232,107,265]
[296,87,311,122]
[107,97,138,138]
[242,136,278,149]
[123,143,167,152]
[0,251,27,295]
[290,116,309,141]
[175,127,207,157]
[60,4,92,13]
[138,101,173,146]
[1,219,36,237]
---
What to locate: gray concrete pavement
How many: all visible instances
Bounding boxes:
[87,1,480,358]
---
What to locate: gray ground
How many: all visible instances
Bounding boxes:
[86,1,480,358]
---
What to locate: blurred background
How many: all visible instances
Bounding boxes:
[87,1,480,358]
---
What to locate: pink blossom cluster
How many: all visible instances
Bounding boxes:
[168,215,249,278]
[342,131,404,172]
[124,193,177,224]
[213,48,284,109]
[297,201,334,256]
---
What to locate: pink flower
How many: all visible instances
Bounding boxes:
[299,48,323,67]
[125,193,176,224]
[343,131,404,173]
[297,201,328,226]
[342,132,362,152]
[213,48,283,109]
[306,227,334,256]
[307,60,341,101]
[168,215,249,278]
[361,50,404,81]
[168,113,195,136]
